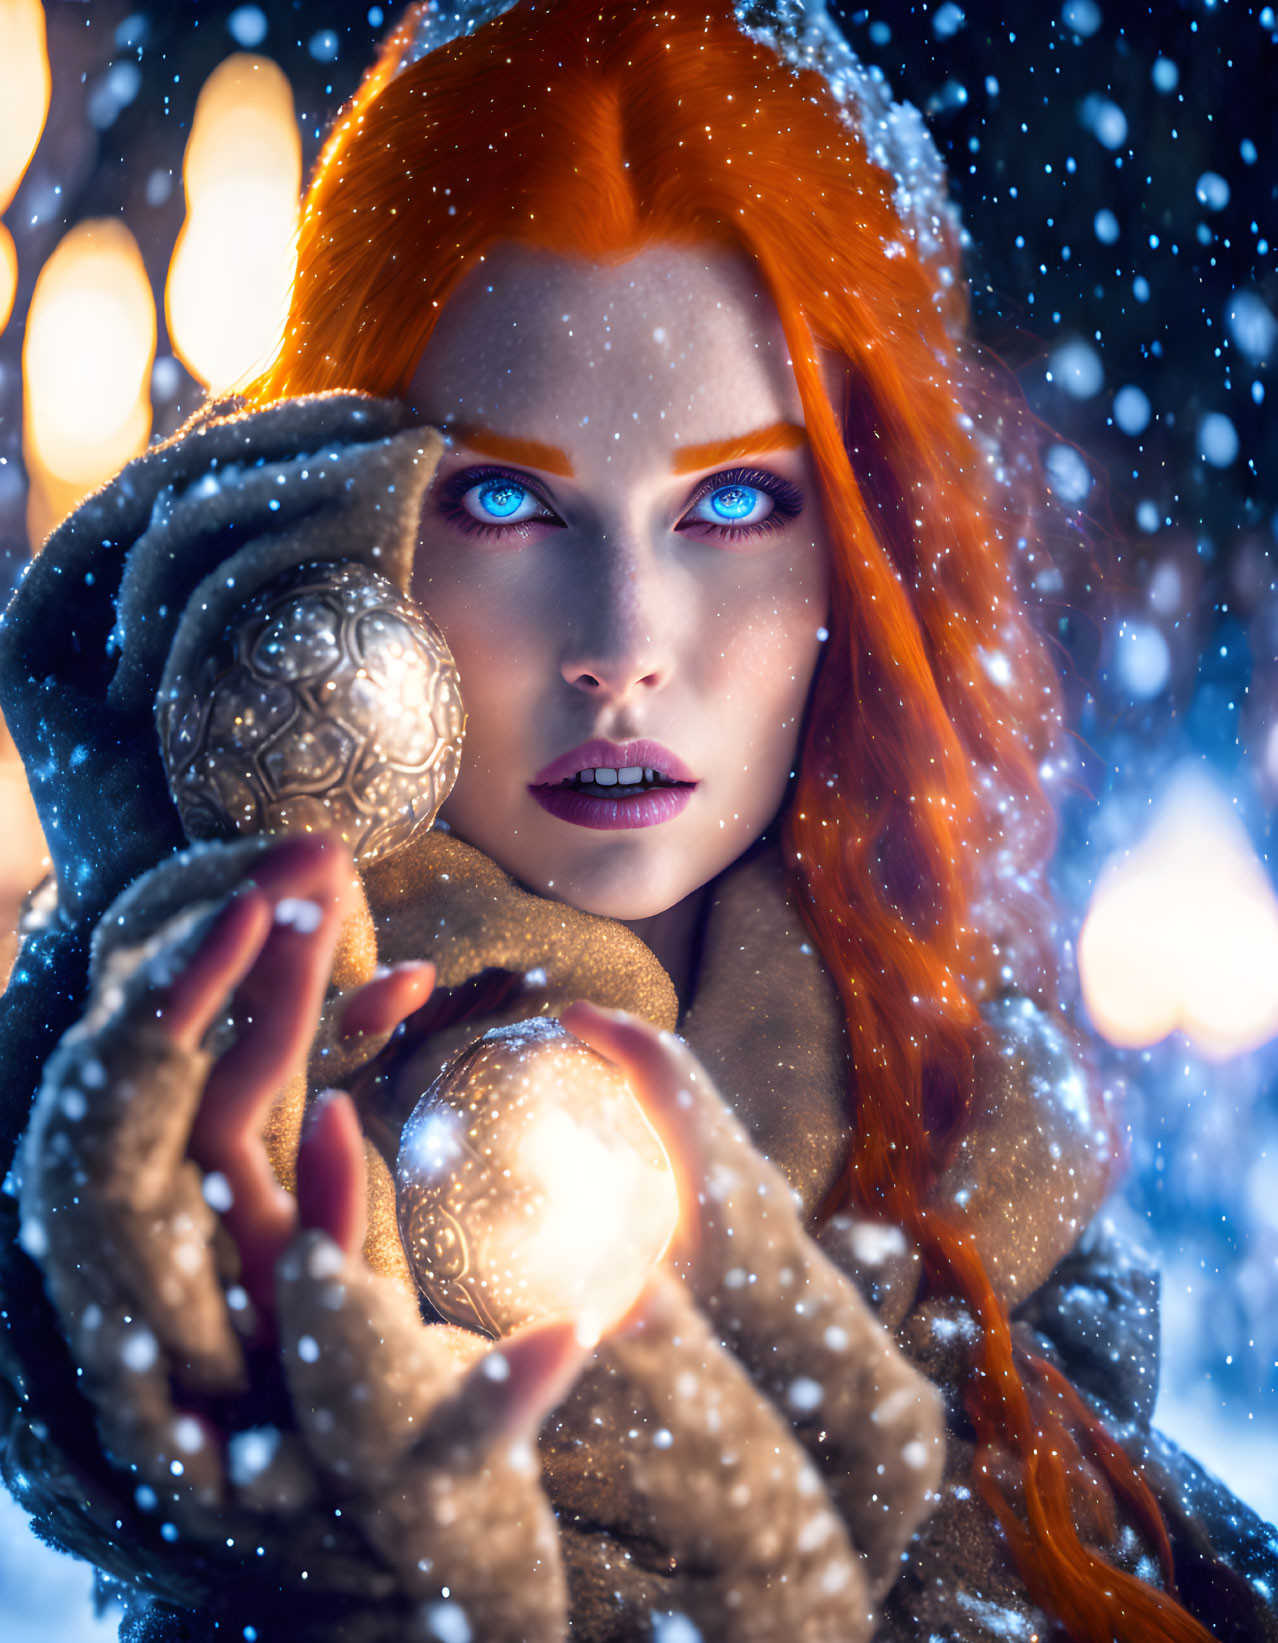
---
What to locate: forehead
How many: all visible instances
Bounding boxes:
[407,243,805,471]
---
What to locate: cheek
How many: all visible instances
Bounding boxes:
[700,557,827,741]
[414,545,541,701]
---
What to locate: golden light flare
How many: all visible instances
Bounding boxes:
[398,1021,680,1342]
[1079,767,1278,1060]
[0,713,47,894]
[165,53,301,395]
[0,0,51,216]
[22,219,156,547]
[0,223,16,336]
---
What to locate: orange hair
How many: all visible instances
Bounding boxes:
[250,5,1210,1638]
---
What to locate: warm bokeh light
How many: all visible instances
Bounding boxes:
[0,0,51,215]
[1079,767,1278,1060]
[165,53,301,395]
[0,223,16,336]
[21,219,156,546]
[0,710,48,993]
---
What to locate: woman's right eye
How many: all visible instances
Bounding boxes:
[441,468,562,536]
[462,477,546,524]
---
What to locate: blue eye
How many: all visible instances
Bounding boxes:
[461,477,549,525]
[687,482,775,529]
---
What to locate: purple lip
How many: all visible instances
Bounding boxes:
[529,784,695,830]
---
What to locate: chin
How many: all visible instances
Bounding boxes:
[556,880,689,924]
[532,842,700,923]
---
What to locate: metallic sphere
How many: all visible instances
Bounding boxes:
[158,560,464,863]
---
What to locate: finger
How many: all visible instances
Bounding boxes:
[278,1233,580,1634]
[277,1229,476,1487]
[563,1004,945,1594]
[564,1000,804,1311]
[423,1315,590,1462]
[560,1000,698,1144]
[297,1090,368,1256]
[565,1001,872,1336]
[279,1227,588,1484]
[278,1232,581,1524]
[159,889,275,1052]
[192,1127,297,1317]
[337,960,436,1041]
[392,1323,587,1642]
[195,837,355,1136]
[188,837,358,1300]
[19,1028,247,1510]
[275,1230,573,1639]
[238,828,359,905]
[547,1273,872,1642]
[560,1000,711,1271]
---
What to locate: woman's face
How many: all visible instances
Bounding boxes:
[408,243,830,922]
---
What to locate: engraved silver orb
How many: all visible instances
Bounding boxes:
[396,1019,679,1339]
[158,560,464,864]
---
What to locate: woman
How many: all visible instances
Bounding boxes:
[0,2,1274,1640]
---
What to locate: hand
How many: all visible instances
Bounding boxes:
[18,835,586,1641]
[556,1001,946,1636]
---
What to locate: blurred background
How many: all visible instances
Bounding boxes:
[0,0,1275,1635]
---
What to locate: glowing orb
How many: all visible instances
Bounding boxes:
[396,1019,679,1339]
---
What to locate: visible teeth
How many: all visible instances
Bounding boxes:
[567,763,676,792]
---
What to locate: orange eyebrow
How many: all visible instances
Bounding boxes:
[670,420,806,474]
[451,424,576,477]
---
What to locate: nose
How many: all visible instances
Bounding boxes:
[559,532,672,699]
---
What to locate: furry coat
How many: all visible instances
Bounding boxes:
[1,393,1275,1642]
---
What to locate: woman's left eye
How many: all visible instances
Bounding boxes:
[687,484,774,528]
[678,468,802,539]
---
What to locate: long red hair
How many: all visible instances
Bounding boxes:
[250,4,1208,1638]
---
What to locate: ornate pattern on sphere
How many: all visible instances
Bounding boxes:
[391,1,954,285]
[158,561,464,863]
[397,1019,678,1339]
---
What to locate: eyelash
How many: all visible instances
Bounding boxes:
[434,464,804,542]
[432,466,555,540]
[681,466,804,541]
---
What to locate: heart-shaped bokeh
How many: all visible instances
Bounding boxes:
[1079,767,1278,1060]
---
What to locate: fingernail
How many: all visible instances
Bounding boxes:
[273,897,325,934]
[302,1087,343,1134]
[565,999,618,1023]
